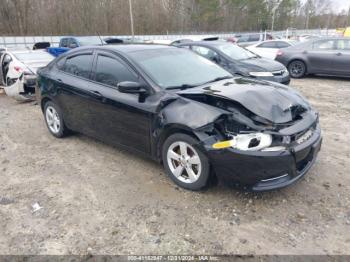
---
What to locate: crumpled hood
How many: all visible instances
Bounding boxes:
[239,57,286,72]
[177,77,311,124]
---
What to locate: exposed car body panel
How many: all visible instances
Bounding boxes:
[177,78,310,124]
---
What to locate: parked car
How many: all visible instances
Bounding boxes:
[104,37,145,44]
[275,37,350,78]
[178,41,290,85]
[246,40,297,60]
[233,33,274,47]
[298,34,319,42]
[0,49,54,100]
[47,36,106,57]
[37,45,321,191]
[153,36,219,46]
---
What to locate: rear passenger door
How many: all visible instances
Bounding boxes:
[307,39,337,73]
[52,52,95,135]
[88,52,152,154]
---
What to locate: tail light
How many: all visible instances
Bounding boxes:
[14,66,22,72]
[276,50,284,56]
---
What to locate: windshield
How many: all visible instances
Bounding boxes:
[13,52,54,62]
[217,43,257,60]
[77,36,105,46]
[129,48,232,89]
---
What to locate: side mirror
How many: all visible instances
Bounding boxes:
[117,81,147,94]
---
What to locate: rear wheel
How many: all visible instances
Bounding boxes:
[162,133,210,191]
[288,60,306,78]
[44,101,67,138]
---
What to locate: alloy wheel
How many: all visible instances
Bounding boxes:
[289,61,305,78]
[45,106,61,134]
[167,141,202,184]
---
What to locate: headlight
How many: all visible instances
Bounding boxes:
[249,72,274,77]
[213,133,272,151]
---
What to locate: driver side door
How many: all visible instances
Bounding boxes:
[88,52,152,154]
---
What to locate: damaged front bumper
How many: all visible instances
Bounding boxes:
[4,74,36,101]
[205,124,322,191]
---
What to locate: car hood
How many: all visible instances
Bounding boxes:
[239,57,285,72]
[176,77,311,124]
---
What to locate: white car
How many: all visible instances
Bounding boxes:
[246,40,297,60]
[0,49,54,101]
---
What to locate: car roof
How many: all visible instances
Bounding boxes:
[178,40,227,47]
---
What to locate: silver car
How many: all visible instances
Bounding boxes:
[275,37,350,78]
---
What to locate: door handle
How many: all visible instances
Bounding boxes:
[336,52,342,56]
[56,78,63,83]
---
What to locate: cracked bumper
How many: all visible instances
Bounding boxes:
[206,125,322,191]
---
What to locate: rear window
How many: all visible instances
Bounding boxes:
[62,54,93,79]
[248,34,260,42]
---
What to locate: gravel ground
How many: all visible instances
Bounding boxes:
[0,77,349,255]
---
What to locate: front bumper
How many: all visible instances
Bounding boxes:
[206,125,322,191]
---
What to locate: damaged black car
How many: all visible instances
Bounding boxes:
[37,45,322,191]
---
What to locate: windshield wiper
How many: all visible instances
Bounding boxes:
[165,84,198,90]
[200,76,233,85]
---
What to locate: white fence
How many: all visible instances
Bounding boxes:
[0,29,337,49]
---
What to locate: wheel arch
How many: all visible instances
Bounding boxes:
[40,97,52,112]
[156,124,201,162]
[287,58,308,74]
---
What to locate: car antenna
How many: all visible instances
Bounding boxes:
[97,32,104,46]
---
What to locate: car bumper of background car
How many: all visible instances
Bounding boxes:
[257,71,291,85]
[206,125,322,191]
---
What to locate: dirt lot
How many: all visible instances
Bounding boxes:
[0,77,349,255]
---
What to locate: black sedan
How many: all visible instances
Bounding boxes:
[178,41,290,85]
[276,37,350,78]
[37,45,321,191]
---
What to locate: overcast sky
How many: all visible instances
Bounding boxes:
[331,0,350,12]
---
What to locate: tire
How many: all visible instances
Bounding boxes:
[288,60,306,78]
[43,101,67,138]
[162,133,210,191]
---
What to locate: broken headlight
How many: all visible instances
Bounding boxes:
[213,133,273,151]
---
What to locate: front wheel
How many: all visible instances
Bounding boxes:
[288,60,306,78]
[162,133,210,191]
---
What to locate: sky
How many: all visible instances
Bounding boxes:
[330,0,350,12]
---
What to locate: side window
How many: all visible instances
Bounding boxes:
[313,40,335,50]
[55,57,65,70]
[336,40,350,50]
[237,35,249,43]
[192,46,219,62]
[60,38,68,48]
[3,54,12,64]
[62,54,93,79]
[258,42,276,48]
[94,55,138,87]
[249,34,260,42]
[275,41,291,48]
